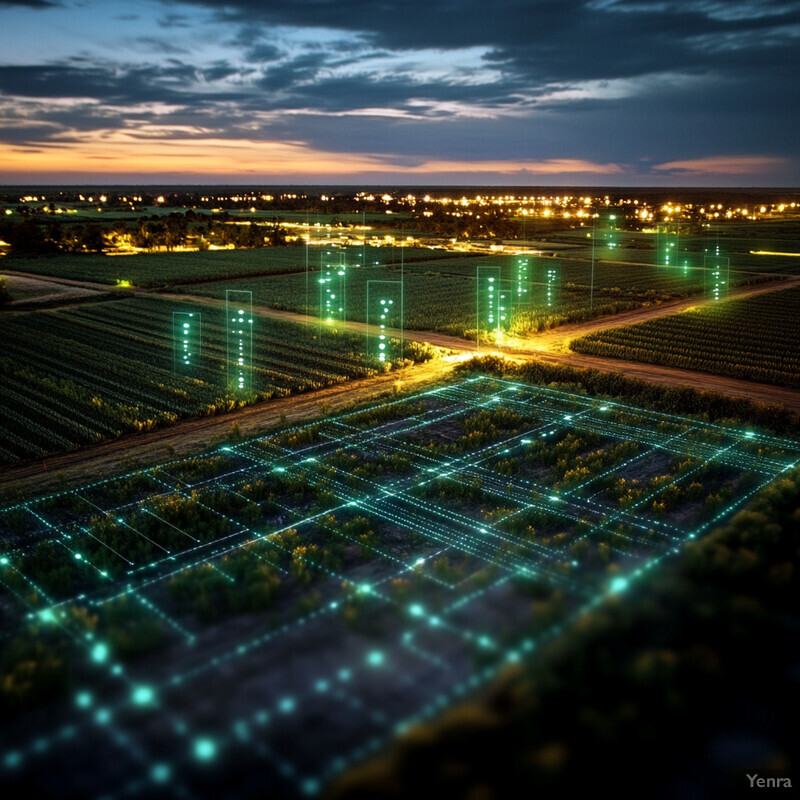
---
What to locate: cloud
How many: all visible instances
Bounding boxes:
[0,0,799,183]
[653,155,788,174]
[0,0,59,8]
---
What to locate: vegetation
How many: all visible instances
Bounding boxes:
[0,296,434,464]
[331,467,800,799]
[571,285,800,388]
[458,355,800,435]
[2,245,456,288]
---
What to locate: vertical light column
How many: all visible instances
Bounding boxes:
[704,254,730,301]
[538,259,561,309]
[172,311,201,373]
[513,256,531,313]
[604,214,618,252]
[657,223,678,269]
[498,280,512,339]
[319,249,346,329]
[366,280,403,364]
[476,265,502,348]
[226,290,253,391]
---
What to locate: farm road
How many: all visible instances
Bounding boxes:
[2,270,798,497]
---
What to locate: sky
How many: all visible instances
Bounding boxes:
[0,0,798,186]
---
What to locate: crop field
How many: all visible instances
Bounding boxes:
[175,252,775,339]
[553,227,800,275]
[1,375,797,798]
[175,268,647,338]
[0,296,422,464]
[571,286,800,388]
[3,245,453,288]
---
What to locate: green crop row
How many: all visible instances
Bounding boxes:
[570,286,800,388]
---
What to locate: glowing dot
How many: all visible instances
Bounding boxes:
[75,691,92,708]
[194,738,216,761]
[95,708,112,725]
[74,553,82,560]
[151,764,171,784]
[132,685,155,705]
[279,696,296,713]
[367,650,384,667]
[610,576,629,594]
[4,752,21,769]
[91,642,109,663]
[409,603,424,617]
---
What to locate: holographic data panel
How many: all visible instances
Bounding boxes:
[366,280,403,364]
[476,265,503,347]
[537,259,562,309]
[172,311,201,374]
[226,290,254,391]
[512,256,531,313]
[704,255,730,300]
[319,250,347,327]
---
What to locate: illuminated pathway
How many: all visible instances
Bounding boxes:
[1,377,798,798]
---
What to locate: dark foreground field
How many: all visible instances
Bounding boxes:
[2,370,798,799]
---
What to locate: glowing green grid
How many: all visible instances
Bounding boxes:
[0,376,798,798]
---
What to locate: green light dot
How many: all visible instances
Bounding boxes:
[132,685,155,705]
[151,764,171,784]
[194,738,216,761]
[75,691,92,709]
[91,642,109,663]
[610,576,629,593]
[367,650,384,667]
[279,696,296,713]
[409,603,424,617]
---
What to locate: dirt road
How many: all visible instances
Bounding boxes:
[0,357,465,496]
[2,268,798,497]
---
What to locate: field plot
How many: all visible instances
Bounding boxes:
[3,245,452,288]
[176,259,699,339]
[0,296,411,464]
[571,285,800,388]
[554,227,800,276]
[1,376,798,799]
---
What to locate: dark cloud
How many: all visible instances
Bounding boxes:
[0,0,60,7]
[1,0,798,181]
[157,13,191,29]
